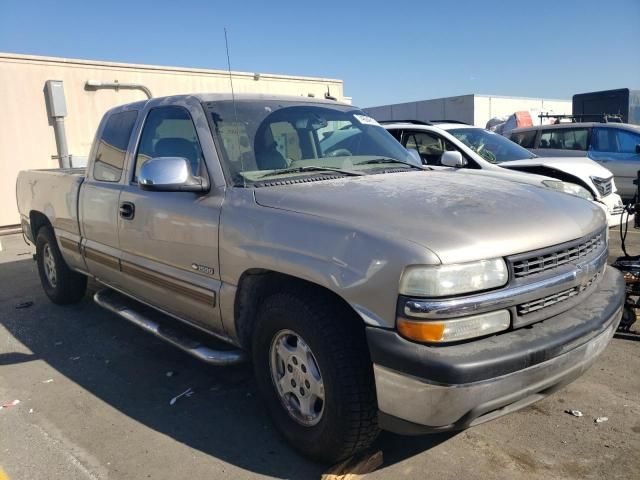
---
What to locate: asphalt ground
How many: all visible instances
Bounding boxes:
[0,230,638,480]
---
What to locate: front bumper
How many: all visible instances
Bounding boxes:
[368,267,624,434]
[598,193,633,228]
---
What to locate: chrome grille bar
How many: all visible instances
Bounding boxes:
[518,272,600,315]
[512,230,605,278]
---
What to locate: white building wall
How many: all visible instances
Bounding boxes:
[473,95,571,128]
[0,53,347,226]
[365,95,475,124]
[367,94,572,128]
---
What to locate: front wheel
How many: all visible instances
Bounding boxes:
[36,227,87,304]
[253,289,379,463]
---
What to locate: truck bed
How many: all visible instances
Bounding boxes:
[16,168,86,241]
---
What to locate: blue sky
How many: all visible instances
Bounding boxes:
[1,0,638,106]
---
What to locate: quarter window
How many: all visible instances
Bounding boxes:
[93,110,137,182]
[538,128,588,151]
[134,106,204,181]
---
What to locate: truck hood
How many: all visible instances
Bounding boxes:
[254,171,606,264]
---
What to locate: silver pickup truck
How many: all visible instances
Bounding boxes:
[16,94,624,463]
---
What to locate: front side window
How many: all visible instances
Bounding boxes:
[448,128,535,163]
[134,106,204,181]
[614,129,640,154]
[205,100,415,185]
[539,128,588,151]
[592,127,640,154]
[510,130,537,148]
[93,110,137,182]
[404,131,455,166]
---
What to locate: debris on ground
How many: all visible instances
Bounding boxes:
[41,379,54,384]
[322,450,383,479]
[169,388,194,406]
[69,356,81,361]
[1,400,20,410]
[166,371,175,377]
[566,409,583,417]
[595,417,609,423]
[29,408,34,414]
[15,301,34,309]
[54,341,63,346]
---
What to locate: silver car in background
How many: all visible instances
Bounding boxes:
[510,122,640,201]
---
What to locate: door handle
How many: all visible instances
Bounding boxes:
[119,202,135,220]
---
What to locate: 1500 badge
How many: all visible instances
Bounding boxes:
[191,263,214,275]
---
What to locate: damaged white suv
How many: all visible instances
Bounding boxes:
[382,121,628,227]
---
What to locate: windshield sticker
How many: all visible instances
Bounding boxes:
[353,114,381,127]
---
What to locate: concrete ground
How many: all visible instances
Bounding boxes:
[0,231,638,480]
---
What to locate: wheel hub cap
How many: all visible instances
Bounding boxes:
[43,244,57,287]
[269,329,325,426]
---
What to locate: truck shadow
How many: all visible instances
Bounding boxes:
[0,258,453,478]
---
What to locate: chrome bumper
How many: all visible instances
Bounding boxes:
[371,267,624,434]
[375,317,618,432]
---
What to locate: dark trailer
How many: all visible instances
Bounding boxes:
[573,88,640,125]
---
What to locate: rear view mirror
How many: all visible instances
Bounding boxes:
[138,157,206,192]
[441,151,467,168]
[407,148,422,166]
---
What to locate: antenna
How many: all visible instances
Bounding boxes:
[224,28,236,103]
[224,28,245,186]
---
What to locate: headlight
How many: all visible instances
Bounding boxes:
[542,180,593,201]
[398,310,511,343]
[399,258,508,297]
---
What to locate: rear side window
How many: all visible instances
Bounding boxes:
[510,130,537,148]
[538,128,588,151]
[93,110,138,182]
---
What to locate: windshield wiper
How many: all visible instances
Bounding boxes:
[355,158,426,170]
[258,165,365,179]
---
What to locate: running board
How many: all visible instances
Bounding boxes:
[94,289,246,366]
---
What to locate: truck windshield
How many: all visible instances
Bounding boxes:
[448,128,536,163]
[204,100,416,185]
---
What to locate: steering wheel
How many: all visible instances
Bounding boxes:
[476,144,497,163]
[327,148,352,157]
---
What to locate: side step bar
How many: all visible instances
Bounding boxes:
[94,289,246,366]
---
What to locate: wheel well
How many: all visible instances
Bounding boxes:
[234,269,363,349]
[29,211,52,241]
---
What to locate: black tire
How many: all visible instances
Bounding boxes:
[252,287,379,463]
[35,227,87,304]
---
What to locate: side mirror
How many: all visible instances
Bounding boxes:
[407,148,423,166]
[441,151,467,168]
[138,157,206,192]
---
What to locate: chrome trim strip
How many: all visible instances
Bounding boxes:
[120,260,216,306]
[404,247,608,319]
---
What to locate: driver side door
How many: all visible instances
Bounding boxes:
[117,104,225,334]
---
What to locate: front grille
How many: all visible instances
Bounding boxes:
[591,177,613,197]
[517,272,599,315]
[611,204,624,215]
[512,231,605,278]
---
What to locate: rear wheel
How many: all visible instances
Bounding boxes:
[253,289,379,463]
[36,227,87,304]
